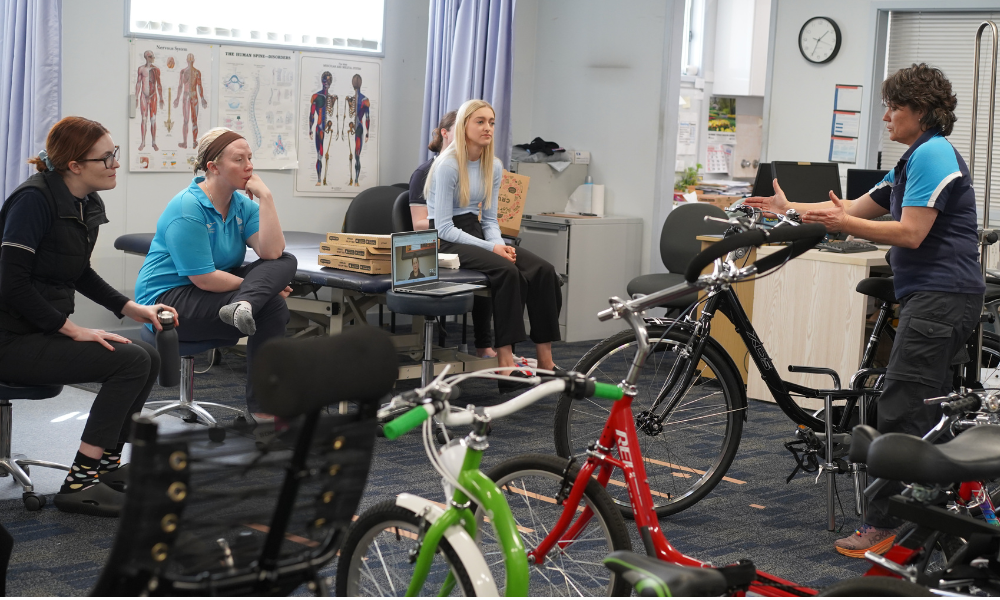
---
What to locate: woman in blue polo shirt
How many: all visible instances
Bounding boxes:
[135,128,296,420]
[747,63,984,557]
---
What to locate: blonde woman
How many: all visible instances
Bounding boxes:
[134,128,296,422]
[425,99,562,392]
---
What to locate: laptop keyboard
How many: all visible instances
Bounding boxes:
[407,281,464,292]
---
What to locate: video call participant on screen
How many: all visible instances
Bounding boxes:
[0,117,179,516]
[425,99,562,392]
[134,127,296,425]
[410,110,498,359]
[407,257,427,280]
[746,63,984,557]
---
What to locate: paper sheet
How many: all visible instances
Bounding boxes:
[829,136,858,163]
[832,111,860,138]
[834,85,863,112]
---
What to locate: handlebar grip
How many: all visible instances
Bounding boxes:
[942,394,982,417]
[751,224,827,275]
[684,229,768,282]
[383,405,430,440]
[597,307,615,322]
[592,382,624,400]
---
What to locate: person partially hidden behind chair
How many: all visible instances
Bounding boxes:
[0,117,180,516]
[747,63,984,558]
[134,127,296,426]
[407,257,426,280]
[425,99,562,392]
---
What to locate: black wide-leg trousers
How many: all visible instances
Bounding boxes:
[432,215,561,348]
[156,253,297,413]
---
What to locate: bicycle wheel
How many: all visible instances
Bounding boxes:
[818,575,933,596]
[481,454,633,597]
[554,325,745,518]
[336,500,476,597]
[981,332,1000,388]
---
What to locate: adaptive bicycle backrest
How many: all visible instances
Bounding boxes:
[92,328,398,596]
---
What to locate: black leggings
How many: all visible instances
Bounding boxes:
[0,331,159,449]
[431,215,561,348]
[157,253,296,413]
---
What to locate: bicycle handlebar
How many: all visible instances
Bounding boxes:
[750,224,828,276]
[383,405,431,440]
[684,229,767,282]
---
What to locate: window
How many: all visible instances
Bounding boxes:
[127,0,385,55]
[882,11,1000,219]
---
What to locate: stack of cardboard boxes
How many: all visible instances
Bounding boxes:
[318,233,392,275]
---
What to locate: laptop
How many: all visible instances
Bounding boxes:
[391,230,486,296]
[750,163,774,197]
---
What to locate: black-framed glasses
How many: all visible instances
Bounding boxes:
[77,146,120,169]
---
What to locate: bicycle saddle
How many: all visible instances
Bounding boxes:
[604,551,728,597]
[849,424,880,463]
[864,425,1000,484]
[856,277,896,305]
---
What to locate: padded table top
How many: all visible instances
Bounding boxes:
[114,231,489,295]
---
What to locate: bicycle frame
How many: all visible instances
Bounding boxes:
[407,432,529,597]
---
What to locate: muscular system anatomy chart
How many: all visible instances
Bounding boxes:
[295,54,380,197]
[217,48,298,170]
[129,40,212,172]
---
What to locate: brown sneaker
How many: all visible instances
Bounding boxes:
[834,524,899,558]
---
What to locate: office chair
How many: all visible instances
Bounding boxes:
[92,327,398,596]
[0,382,70,510]
[391,190,414,233]
[626,203,729,313]
[342,185,401,235]
[391,182,410,190]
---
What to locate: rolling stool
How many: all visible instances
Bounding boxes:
[385,290,474,441]
[140,329,246,442]
[0,382,71,510]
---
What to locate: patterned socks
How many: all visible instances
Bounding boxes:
[58,451,101,494]
[98,442,125,475]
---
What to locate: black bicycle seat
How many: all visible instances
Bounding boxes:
[849,424,880,463]
[865,425,1000,484]
[856,277,897,305]
[604,551,728,597]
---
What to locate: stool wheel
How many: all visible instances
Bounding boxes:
[23,492,45,511]
[183,412,199,423]
[208,427,226,443]
[375,423,386,438]
[235,415,247,424]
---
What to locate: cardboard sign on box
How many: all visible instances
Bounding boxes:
[325,232,392,249]
[497,170,530,237]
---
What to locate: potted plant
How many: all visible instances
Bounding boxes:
[675,163,702,194]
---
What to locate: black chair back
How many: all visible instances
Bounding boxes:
[392,191,414,233]
[342,186,401,235]
[659,203,729,275]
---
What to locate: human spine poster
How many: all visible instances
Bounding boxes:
[295,54,380,197]
[217,47,299,170]
[129,40,213,172]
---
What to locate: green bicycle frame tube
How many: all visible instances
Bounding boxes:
[406,443,530,597]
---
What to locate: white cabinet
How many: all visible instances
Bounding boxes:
[713,0,771,97]
[518,214,643,343]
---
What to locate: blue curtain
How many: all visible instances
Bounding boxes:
[420,0,515,167]
[1,0,61,201]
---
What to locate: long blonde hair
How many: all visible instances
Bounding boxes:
[425,99,496,209]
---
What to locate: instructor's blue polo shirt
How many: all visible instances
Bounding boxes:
[136,177,260,307]
[869,128,985,299]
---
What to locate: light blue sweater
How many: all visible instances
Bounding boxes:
[427,156,504,252]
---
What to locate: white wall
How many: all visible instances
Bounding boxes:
[511,0,684,272]
[61,0,428,329]
[765,0,875,170]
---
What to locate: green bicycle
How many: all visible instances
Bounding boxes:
[336,367,624,597]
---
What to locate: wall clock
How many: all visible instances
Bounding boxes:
[799,16,841,64]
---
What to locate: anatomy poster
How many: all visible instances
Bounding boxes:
[217,47,298,170]
[295,54,381,197]
[129,40,213,172]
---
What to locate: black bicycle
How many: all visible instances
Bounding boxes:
[554,209,1000,518]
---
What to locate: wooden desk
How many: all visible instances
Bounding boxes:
[696,236,888,407]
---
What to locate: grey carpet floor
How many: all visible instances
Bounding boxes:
[6,329,869,595]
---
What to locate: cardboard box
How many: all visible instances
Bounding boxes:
[318,254,392,275]
[325,232,392,249]
[698,194,742,211]
[497,169,530,237]
[319,242,390,261]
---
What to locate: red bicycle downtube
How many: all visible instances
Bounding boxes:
[751,223,827,275]
[684,229,768,282]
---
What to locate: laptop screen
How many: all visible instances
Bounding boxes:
[392,231,438,285]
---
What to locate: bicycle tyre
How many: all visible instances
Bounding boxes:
[818,575,933,596]
[336,499,476,597]
[483,453,633,597]
[554,325,745,518]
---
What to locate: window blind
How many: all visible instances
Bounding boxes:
[884,11,1000,222]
